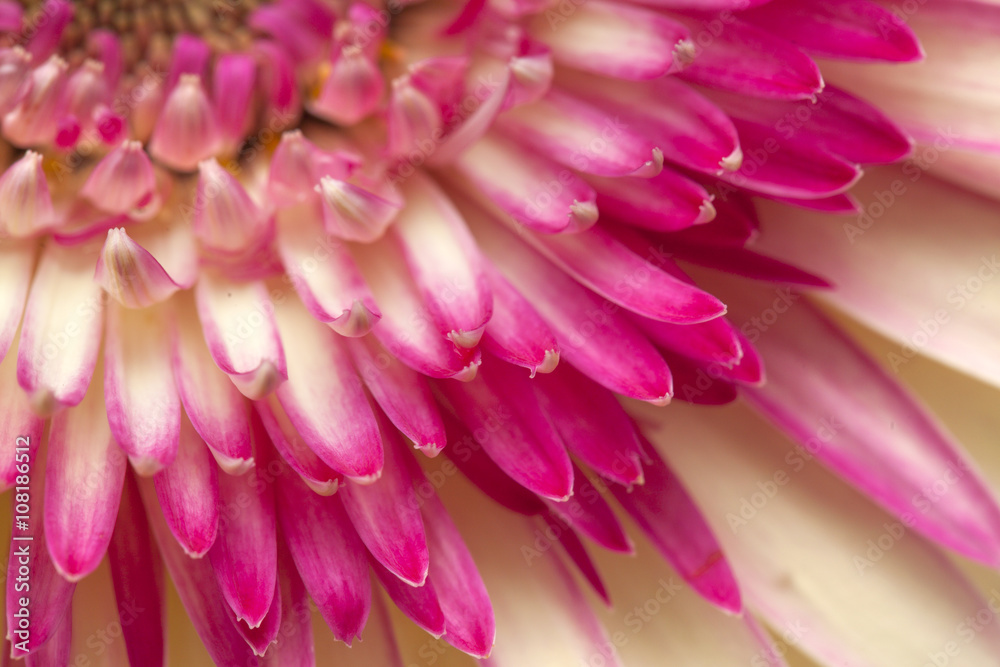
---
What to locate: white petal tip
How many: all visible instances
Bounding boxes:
[447,326,485,349]
[212,452,256,476]
[452,360,481,382]
[695,198,717,225]
[647,394,672,407]
[129,455,167,477]
[304,478,341,496]
[569,200,599,229]
[719,146,743,172]
[631,148,664,179]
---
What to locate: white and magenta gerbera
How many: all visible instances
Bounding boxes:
[2,0,1000,665]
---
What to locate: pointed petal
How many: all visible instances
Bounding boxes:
[193,158,272,255]
[272,295,383,481]
[45,372,126,581]
[0,332,44,490]
[109,471,166,667]
[479,263,559,377]
[373,558,446,637]
[544,514,611,605]
[522,224,726,324]
[676,18,823,100]
[95,228,184,309]
[341,410,429,586]
[81,140,157,214]
[148,74,219,171]
[534,365,645,487]
[274,460,371,644]
[24,605,71,667]
[172,297,253,474]
[254,395,341,495]
[228,578,281,656]
[542,463,632,553]
[347,334,446,456]
[0,151,55,238]
[105,303,180,475]
[194,273,287,400]
[153,413,220,557]
[17,242,104,414]
[316,175,401,243]
[717,279,1000,566]
[434,359,574,502]
[610,440,741,613]
[462,203,672,402]
[0,238,34,363]
[275,201,380,337]
[137,476,260,666]
[588,168,714,233]
[208,418,277,628]
[261,542,314,666]
[352,235,481,380]
[392,173,492,348]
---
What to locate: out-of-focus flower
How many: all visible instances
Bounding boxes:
[1,0,999,665]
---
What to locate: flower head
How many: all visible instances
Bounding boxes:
[2,0,1000,665]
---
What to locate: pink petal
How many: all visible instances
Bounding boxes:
[556,70,742,176]
[542,463,633,553]
[193,158,272,256]
[311,46,384,125]
[261,542,315,666]
[450,132,599,233]
[391,173,492,347]
[726,283,1000,566]
[228,578,281,656]
[347,333,446,455]
[676,17,823,100]
[352,235,482,380]
[272,296,383,481]
[633,312,743,367]
[94,228,184,309]
[194,273,287,400]
[742,0,923,62]
[172,300,254,474]
[543,514,610,605]
[254,395,341,495]
[137,476,260,666]
[148,74,219,172]
[275,202,380,337]
[479,263,560,377]
[109,472,166,667]
[0,150,55,237]
[2,55,67,148]
[44,368,126,581]
[522,223,726,324]
[434,358,574,502]
[385,74,443,160]
[529,0,690,80]
[588,168,715,233]
[80,140,157,215]
[105,303,180,475]
[0,334,44,491]
[153,413,220,557]
[274,459,371,644]
[316,175,401,243]
[373,557,446,637]
[403,455,495,658]
[426,59,512,166]
[208,425,278,629]
[212,53,256,153]
[340,409,430,586]
[462,203,672,403]
[610,441,742,613]
[498,89,661,177]
[534,365,645,486]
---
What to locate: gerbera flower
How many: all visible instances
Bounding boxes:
[1,0,999,665]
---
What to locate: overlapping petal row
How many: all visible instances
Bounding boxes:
[1,0,1000,664]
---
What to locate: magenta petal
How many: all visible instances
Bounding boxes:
[544,514,611,605]
[229,578,281,656]
[153,413,220,557]
[742,0,923,63]
[138,476,260,667]
[373,557,446,637]
[403,454,495,658]
[542,463,633,554]
[109,472,166,667]
[172,304,253,474]
[45,376,126,581]
[634,313,744,367]
[727,283,1000,566]
[462,204,672,403]
[611,441,742,613]
[588,168,715,233]
[340,410,430,586]
[254,395,341,495]
[0,335,44,491]
[274,460,371,644]
[479,264,559,377]
[522,223,726,324]
[676,17,823,100]
[534,365,645,487]
[435,358,574,502]
[208,421,278,629]
[348,334,446,456]
[272,296,383,481]
[24,604,71,667]
[261,542,315,666]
